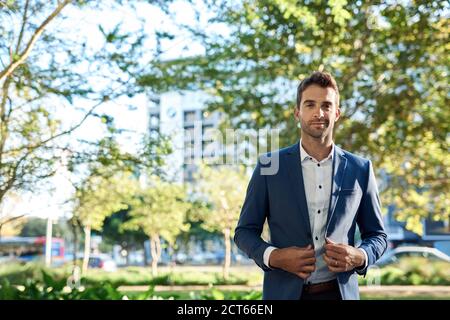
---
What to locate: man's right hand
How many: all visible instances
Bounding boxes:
[268,245,316,280]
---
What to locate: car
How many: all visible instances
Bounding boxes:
[88,254,118,272]
[375,246,450,266]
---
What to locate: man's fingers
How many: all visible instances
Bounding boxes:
[327,265,346,273]
[324,249,342,261]
[297,272,311,280]
[300,264,315,273]
[300,257,316,266]
[323,254,349,272]
[300,247,316,257]
[323,253,333,265]
[323,253,342,266]
[324,243,345,254]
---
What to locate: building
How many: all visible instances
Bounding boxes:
[148,91,223,183]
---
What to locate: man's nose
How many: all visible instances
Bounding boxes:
[313,107,324,118]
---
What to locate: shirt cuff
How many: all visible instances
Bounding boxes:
[263,246,278,269]
[356,247,368,270]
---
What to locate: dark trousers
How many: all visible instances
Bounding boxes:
[300,280,342,300]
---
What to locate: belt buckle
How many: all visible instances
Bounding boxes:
[303,282,312,293]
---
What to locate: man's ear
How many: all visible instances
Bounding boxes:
[294,106,301,122]
[335,107,341,122]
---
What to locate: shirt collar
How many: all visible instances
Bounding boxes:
[299,139,334,163]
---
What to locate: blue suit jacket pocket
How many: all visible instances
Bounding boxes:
[340,188,357,195]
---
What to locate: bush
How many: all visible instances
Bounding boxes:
[359,257,450,286]
[0,270,155,300]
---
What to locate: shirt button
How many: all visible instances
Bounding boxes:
[317,210,321,214]
[315,236,319,241]
[319,185,322,189]
[317,164,320,167]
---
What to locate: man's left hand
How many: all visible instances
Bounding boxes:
[323,238,365,272]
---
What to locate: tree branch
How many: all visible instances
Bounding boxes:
[4,97,106,156]
[0,214,26,227]
[15,0,30,54]
[0,0,72,81]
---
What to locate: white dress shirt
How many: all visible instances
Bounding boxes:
[263,140,368,284]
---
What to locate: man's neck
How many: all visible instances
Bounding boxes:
[300,135,333,161]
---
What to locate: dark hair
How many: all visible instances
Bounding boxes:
[296,71,340,108]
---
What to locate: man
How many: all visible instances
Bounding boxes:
[234,71,387,300]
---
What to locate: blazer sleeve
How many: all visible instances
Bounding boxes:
[234,159,273,271]
[355,160,388,276]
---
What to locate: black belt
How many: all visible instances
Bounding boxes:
[302,279,339,294]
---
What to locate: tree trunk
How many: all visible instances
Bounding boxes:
[168,243,175,273]
[223,228,231,281]
[72,222,78,267]
[125,245,130,266]
[82,225,91,276]
[150,234,161,277]
[143,241,149,266]
[45,217,53,267]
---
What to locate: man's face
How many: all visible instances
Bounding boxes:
[294,85,340,139]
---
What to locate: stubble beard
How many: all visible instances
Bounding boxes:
[301,119,332,140]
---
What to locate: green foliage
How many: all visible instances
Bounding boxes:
[194,164,248,236]
[0,263,251,287]
[122,177,190,246]
[19,217,69,237]
[0,273,154,300]
[73,170,135,231]
[100,209,148,253]
[195,289,262,300]
[359,257,450,286]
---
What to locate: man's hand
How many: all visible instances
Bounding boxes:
[268,245,316,280]
[323,238,365,272]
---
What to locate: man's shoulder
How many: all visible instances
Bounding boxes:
[257,143,297,164]
[338,146,371,169]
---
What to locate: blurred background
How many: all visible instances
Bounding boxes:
[0,0,448,300]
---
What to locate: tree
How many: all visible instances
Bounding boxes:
[72,169,135,275]
[19,217,68,237]
[101,208,148,265]
[122,177,190,276]
[0,192,25,238]
[0,0,172,215]
[138,0,449,235]
[195,164,248,279]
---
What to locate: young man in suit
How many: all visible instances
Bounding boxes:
[234,71,387,300]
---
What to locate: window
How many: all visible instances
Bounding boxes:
[184,111,197,123]
[149,115,159,127]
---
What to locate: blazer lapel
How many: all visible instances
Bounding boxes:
[285,142,312,235]
[326,146,347,232]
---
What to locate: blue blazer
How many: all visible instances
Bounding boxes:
[234,142,387,300]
